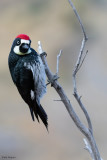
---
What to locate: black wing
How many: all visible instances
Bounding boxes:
[13,55,48,129]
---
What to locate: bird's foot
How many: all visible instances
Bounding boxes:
[40,52,47,57]
[46,74,59,86]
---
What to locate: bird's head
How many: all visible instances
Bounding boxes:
[11,34,31,55]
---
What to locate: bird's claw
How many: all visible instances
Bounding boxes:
[40,52,47,57]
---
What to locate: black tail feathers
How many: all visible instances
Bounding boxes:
[29,103,48,130]
[37,104,48,130]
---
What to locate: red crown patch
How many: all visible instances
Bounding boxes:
[16,34,30,40]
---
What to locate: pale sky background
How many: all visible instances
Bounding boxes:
[0,0,107,160]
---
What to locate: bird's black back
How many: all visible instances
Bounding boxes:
[8,48,48,129]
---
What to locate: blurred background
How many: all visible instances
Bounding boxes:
[0,0,107,159]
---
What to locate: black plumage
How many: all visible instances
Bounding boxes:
[8,35,48,130]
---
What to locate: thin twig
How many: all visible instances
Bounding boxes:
[77,50,88,72]
[68,0,88,40]
[37,1,102,160]
[73,38,86,76]
[38,41,44,54]
[38,40,101,160]
[69,0,92,133]
[38,41,89,136]
[84,138,95,160]
[69,1,101,160]
[56,50,62,75]
[74,93,93,134]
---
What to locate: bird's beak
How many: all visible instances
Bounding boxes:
[20,43,30,53]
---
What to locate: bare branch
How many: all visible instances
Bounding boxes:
[69,1,102,160]
[73,38,86,77]
[37,1,102,160]
[77,50,88,72]
[68,0,88,40]
[70,0,92,133]
[84,138,95,160]
[38,41,89,136]
[56,50,62,75]
[38,39,102,160]
[72,40,92,134]
[38,41,44,54]
[73,92,93,134]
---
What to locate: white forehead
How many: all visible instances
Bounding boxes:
[21,39,30,44]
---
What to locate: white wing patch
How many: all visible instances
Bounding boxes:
[24,56,46,104]
[30,90,35,100]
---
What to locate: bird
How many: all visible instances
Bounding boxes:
[8,34,48,130]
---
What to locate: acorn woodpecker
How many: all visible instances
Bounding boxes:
[8,34,48,129]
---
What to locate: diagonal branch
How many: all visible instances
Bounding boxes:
[68,0,93,135]
[68,0,88,40]
[38,43,101,160]
[69,1,102,160]
[38,41,89,137]
[77,50,88,73]
[84,138,95,160]
[56,49,62,75]
[37,1,102,160]
[72,37,93,134]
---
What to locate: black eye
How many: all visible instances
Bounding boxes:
[16,40,21,45]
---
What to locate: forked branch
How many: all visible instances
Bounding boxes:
[37,1,102,160]
[68,0,93,133]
